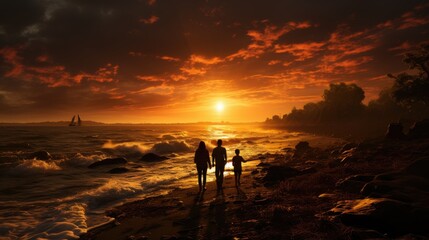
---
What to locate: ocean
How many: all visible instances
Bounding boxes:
[0,124,340,239]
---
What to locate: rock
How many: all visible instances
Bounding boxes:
[408,119,429,139]
[88,157,127,168]
[295,141,310,152]
[340,143,356,153]
[403,157,429,179]
[28,150,51,160]
[257,162,270,167]
[328,158,341,168]
[361,159,429,203]
[336,175,374,194]
[350,229,386,239]
[328,198,429,235]
[318,193,336,198]
[140,153,169,162]
[385,122,404,139]
[108,167,129,174]
[361,172,429,204]
[338,148,359,164]
[263,165,301,183]
[300,166,317,175]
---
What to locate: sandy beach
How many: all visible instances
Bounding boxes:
[80,170,269,240]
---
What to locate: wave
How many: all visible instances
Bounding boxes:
[80,179,144,209]
[150,141,192,154]
[13,159,62,174]
[102,140,148,159]
[0,203,87,240]
[65,153,108,167]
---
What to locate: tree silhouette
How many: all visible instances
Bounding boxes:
[389,44,429,106]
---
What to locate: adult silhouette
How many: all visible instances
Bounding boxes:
[194,141,211,192]
[212,139,227,191]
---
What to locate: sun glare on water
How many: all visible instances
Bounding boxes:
[215,102,224,112]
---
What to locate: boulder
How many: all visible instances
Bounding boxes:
[403,157,429,179]
[340,143,356,153]
[108,167,129,174]
[385,122,404,139]
[140,153,169,162]
[328,198,429,235]
[88,157,127,168]
[349,229,386,239]
[295,141,310,152]
[336,175,374,194]
[361,159,429,203]
[263,165,301,183]
[28,150,51,160]
[408,119,429,139]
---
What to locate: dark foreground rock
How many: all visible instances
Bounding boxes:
[263,165,301,184]
[328,157,429,236]
[28,150,51,160]
[140,153,169,162]
[385,122,404,139]
[335,175,374,194]
[328,198,429,236]
[88,157,127,168]
[108,167,129,174]
[408,119,429,139]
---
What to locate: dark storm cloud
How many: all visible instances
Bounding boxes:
[0,0,428,121]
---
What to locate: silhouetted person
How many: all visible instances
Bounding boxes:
[212,139,227,191]
[194,141,211,192]
[232,149,246,187]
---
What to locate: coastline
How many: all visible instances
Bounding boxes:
[81,136,429,239]
[80,169,268,240]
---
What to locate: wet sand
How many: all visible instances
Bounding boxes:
[80,171,269,240]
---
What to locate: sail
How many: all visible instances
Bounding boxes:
[77,115,81,126]
[69,115,76,126]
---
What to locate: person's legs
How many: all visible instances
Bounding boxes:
[202,168,207,190]
[215,165,221,189]
[234,171,238,186]
[237,171,241,186]
[218,164,225,188]
[197,168,203,191]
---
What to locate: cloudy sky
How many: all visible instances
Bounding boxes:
[0,0,428,123]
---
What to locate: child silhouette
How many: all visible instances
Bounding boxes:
[232,149,246,187]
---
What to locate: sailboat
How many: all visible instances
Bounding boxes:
[69,115,82,126]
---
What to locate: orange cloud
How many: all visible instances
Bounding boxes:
[0,47,24,77]
[274,42,325,61]
[189,55,223,65]
[180,66,207,75]
[397,12,429,30]
[0,47,118,87]
[227,21,313,60]
[140,15,159,24]
[158,55,180,62]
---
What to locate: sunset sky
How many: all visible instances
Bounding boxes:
[1,0,428,123]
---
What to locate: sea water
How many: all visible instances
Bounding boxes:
[0,124,339,239]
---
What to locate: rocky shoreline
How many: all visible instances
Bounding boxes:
[80,135,429,239]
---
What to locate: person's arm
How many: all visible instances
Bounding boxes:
[212,150,215,166]
[207,150,211,168]
[224,148,227,165]
[242,156,247,163]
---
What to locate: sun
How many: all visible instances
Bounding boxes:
[215,102,224,112]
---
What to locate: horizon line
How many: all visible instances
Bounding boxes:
[0,120,263,125]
